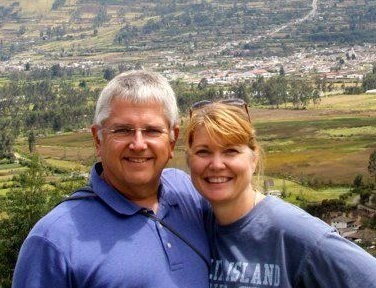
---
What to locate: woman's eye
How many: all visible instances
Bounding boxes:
[195,150,210,156]
[225,149,239,155]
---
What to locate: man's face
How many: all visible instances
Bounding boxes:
[92,98,179,200]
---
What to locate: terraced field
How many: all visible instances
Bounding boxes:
[1,93,375,202]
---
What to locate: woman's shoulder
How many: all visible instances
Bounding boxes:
[259,196,335,242]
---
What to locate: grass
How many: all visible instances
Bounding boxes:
[0,163,21,170]
[19,0,52,14]
[16,132,97,166]
[310,93,376,111]
[7,93,376,204]
[266,177,349,205]
[36,132,93,147]
[0,164,27,179]
[0,189,10,196]
[250,112,376,185]
[318,126,376,137]
[0,162,26,196]
[44,158,88,172]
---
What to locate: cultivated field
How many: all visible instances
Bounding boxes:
[251,94,376,185]
[2,93,375,202]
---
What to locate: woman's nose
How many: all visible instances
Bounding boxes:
[209,153,226,170]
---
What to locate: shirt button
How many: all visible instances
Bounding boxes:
[167,242,172,248]
[158,223,163,229]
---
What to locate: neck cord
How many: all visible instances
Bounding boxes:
[138,209,210,269]
[59,186,210,270]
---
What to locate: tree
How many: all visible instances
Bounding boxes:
[0,81,22,159]
[0,130,15,159]
[103,67,115,81]
[305,199,348,218]
[232,81,249,102]
[17,25,26,36]
[362,72,376,91]
[50,64,63,77]
[352,174,364,193]
[198,78,208,90]
[24,62,30,71]
[27,131,36,153]
[368,150,376,183]
[0,155,62,287]
[92,6,110,28]
[251,76,265,104]
[288,78,318,109]
[52,0,66,10]
[263,76,288,108]
[78,80,87,88]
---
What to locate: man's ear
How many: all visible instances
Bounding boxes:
[169,125,180,159]
[91,125,101,157]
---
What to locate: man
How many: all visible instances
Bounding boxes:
[13,70,209,287]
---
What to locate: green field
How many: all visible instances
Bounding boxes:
[0,162,26,195]
[264,178,350,205]
[254,115,375,184]
[3,93,376,204]
[236,93,376,186]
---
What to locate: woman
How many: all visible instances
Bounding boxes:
[185,99,376,288]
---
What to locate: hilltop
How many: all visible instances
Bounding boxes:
[0,0,375,82]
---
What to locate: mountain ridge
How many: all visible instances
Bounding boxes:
[0,0,375,79]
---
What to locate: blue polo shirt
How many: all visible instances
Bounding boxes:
[13,163,210,288]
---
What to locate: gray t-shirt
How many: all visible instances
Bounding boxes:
[207,196,376,288]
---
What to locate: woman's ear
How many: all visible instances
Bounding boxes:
[185,151,191,168]
[250,148,259,173]
[253,148,259,162]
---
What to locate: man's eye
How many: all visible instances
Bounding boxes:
[112,128,133,135]
[144,128,163,137]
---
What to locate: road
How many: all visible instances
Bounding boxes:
[268,0,318,37]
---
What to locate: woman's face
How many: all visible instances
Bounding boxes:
[188,126,257,206]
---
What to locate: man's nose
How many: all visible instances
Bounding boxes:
[128,130,147,151]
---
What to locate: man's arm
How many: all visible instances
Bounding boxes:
[13,236,72,288]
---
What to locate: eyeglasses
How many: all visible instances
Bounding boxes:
[189,98,250,120]
[101,126,169,142]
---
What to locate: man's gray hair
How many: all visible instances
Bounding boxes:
[94,70,179,140]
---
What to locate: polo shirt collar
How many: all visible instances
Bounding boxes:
[88,163,177,216]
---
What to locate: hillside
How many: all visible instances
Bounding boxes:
[1,0,375,81]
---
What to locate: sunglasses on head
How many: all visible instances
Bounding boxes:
[189,98,251,120]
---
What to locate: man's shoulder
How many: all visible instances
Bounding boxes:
[162,167,189,177]
[27,195,98,242]
[161,168,203,201]
[29,204,75,236]
[161,168,191,186]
